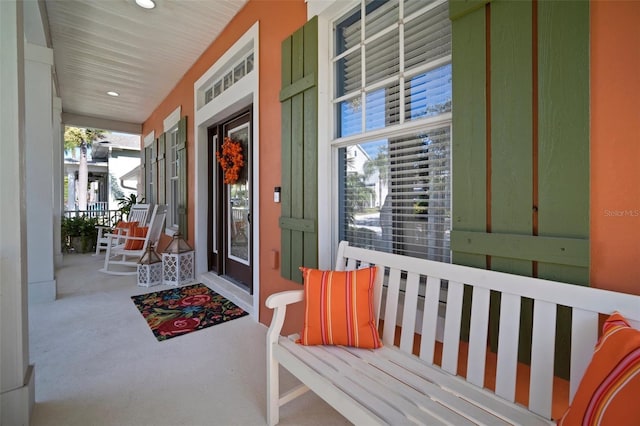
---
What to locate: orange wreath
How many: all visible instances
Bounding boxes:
[216,137,244,184]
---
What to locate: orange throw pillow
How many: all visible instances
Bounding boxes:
[114,221,138,236]
[558,311,640,426]
[298,267,382,349]
[124,226,148,250]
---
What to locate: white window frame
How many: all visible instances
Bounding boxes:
[163,106,181,236]
[310,0,452,267]
[166,125,179,232]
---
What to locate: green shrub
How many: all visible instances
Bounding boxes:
[61,216,99,253]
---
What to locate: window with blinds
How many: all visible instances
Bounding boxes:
[167,127,180,230]
[334,0,452,262]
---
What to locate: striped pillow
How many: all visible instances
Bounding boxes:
[558,311,640,425]
[298,267,382,349]
[124,226,148,250]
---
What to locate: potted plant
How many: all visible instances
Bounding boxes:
[115,194,145,220]
[61,215,99,253]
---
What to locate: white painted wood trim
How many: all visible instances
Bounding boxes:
[144,131,155,147]
[162,106,181,133]
[193,21,260,319]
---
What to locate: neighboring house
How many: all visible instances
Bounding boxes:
[64,132,141,212]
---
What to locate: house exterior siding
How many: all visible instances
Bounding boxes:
[139,0,640,335]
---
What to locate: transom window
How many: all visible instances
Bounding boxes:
[333,0,452,262]
[203,52,254,105]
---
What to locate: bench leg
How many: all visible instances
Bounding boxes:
[267,342,280,426]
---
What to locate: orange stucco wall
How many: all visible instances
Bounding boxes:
[141,0,308,333]
[591,0,640,295]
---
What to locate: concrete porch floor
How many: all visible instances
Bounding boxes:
[29,253,349,426]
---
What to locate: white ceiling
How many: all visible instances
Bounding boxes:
[40,0,248,130]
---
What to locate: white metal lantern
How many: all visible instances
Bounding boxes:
[137,245,163,287]
[162,233,194,286]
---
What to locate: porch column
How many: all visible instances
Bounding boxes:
[53,97,64,267]
[0,1,35,423]
[25,40,56,302]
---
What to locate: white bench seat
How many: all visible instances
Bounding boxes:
[266,241,640,425]
[273,333,552,425]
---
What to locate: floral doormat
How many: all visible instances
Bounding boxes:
[131,283,248,341]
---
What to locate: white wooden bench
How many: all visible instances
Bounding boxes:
[266,241,640,425]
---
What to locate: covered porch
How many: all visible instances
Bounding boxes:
[29,253,345,426]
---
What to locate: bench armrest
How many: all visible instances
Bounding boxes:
[265,290,303,345]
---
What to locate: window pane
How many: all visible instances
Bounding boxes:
[404,2,451,71]
[335,6,361,56]
[246,53,254,73]
[336,50,361,98]
[234,62,245,82]
[338,97,362,137]
[365,0,398,39]
[339,126,451,262]
[405,64,452,120]
[365,82,400,131]
[365,29,399,85]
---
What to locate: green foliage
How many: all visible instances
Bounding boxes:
[61,216,99,253]
[64,127,105,151]
[116,194,145,219]
[61,216,99,238]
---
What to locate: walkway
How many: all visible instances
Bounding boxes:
[29,254,348,426]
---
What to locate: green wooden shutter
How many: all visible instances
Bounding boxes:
[157,133,166,205]
[449,0,589,379]
[279,17,318,284]
[177,116,188,235]
[142,146,150,203]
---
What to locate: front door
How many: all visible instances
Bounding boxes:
[208,109,252,293]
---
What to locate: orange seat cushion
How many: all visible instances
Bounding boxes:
[558,311,640,426]
[124,226,148,250]
[297,267,382,349]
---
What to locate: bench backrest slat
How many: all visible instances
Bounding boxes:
[399,272,421,353]
[442,280,464,375]
[335,240,640,420]
[382,267,402,346]
[569,309,599,400]
[529,300,557,416]
[495,292,521,402]
[419,275,441,365]
[466,286,491,388]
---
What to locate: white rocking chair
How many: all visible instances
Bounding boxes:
[94,203,152,256]
[99,204,167,275]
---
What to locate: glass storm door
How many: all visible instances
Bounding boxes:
[208,110,252,293]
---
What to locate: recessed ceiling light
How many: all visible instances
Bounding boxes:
[135,0,156,9]
[107,91,120,97]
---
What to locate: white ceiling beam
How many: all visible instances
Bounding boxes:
[61,113,142,135]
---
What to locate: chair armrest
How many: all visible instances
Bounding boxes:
[265,290,304,345]
[265,290,304,309]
